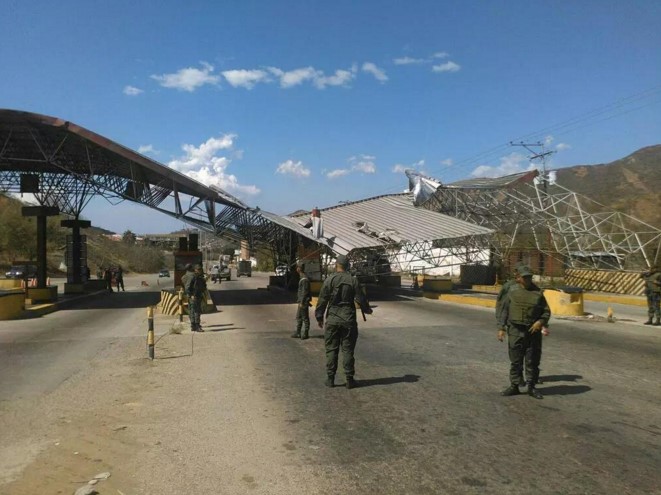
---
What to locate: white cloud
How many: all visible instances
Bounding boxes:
[138,144,157,155]
[394,52,450,66]
[123,85,143,96]
[327,169,350,179]
[168,134,260,196]
[432,61,461,73]
[441,158,453,167]
[471,152,535,178]
[544,135,554,146]
[349,154,377,174]
[393,56,426,65]
[269,66,318,88]
[556,142,571,151]
[222,69,270,89]
[392,159,424,173]
[362,62,388,82]
[267,65,356,89]
[313,68,356,89]
[151,62,221,92]
[276,159,311,178]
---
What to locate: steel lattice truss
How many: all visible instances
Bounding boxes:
[0,109,296,252]
[408,170,661,271]
[343,236,492,276]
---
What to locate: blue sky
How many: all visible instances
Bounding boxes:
[2,0,660,234]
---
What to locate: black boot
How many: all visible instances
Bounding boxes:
[644,319,653,325]
[501,384,520,396]
[291,332,301,338]
[527,385,543,399]
[324,376,335,388]
[301,332,309,340]
[654,319,661,326]
[345,377,357,389]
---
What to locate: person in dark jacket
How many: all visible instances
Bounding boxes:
[640,265,661,325]
[115,265,125,292]
[103,267,113,293]
[182,264,206,332]
[496,265,540,386]
[292,262,312,340]
[498,265,551,399]
[315,255,372,389]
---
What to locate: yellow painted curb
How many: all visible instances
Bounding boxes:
[583,293,647,307]
[435,293,497,308]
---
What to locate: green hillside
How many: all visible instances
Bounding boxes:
[0,194,165,275]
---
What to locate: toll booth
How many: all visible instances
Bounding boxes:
[174,233,202,287]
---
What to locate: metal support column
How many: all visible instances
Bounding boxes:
[21,206,59,288]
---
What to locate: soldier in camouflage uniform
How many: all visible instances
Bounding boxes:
[496,266,526,387]
[498,265,550,399]
[641,265,661,325]
[182,264,206,332]
[292,262,312,340]
[315,255,372,389]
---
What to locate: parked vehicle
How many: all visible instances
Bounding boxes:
[158,269,170,278]
[237,260,252,277]
[219,264,231,281]
[211,264,232,282]
[5,263,38,279]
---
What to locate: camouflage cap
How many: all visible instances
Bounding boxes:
[184,263,193,270]
[335,255,349,267]
[517,265,533,277]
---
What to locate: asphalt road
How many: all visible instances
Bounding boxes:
[0,271,659,494]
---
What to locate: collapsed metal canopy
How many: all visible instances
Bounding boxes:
[282,193,495,272]
[0,109,498,275]
[0,109,265,241]
[407,168,661,271]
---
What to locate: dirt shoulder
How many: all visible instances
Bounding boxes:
[0,302,329,495]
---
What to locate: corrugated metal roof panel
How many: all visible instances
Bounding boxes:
[288,193,493,253]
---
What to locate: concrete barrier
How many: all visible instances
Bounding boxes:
[0,289,26,320]
[26,286,58,304]
[423,278,453,293]
[0,279,23,290]
[543,288,584,316]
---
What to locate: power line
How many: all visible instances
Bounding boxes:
[376,84,661,195]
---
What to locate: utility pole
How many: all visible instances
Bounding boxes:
[510,141,555,192]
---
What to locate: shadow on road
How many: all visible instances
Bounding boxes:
[540,384,592,396]
[209,288,292,306]
[205,324,244,332]
[354,374,421,388]
[541,374,583,382]
[60,291,162,310]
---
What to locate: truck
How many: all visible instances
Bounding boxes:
[237,260,252,277]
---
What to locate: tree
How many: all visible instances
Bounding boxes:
[122,230,137,245]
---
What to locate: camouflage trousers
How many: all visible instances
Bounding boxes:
[188,295,202,327]
[507,324,542,386]
[324,322,358,378]
[295,304,310,336]
[646,291,661,320]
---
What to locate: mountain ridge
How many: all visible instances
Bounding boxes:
[554,144,661,228]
